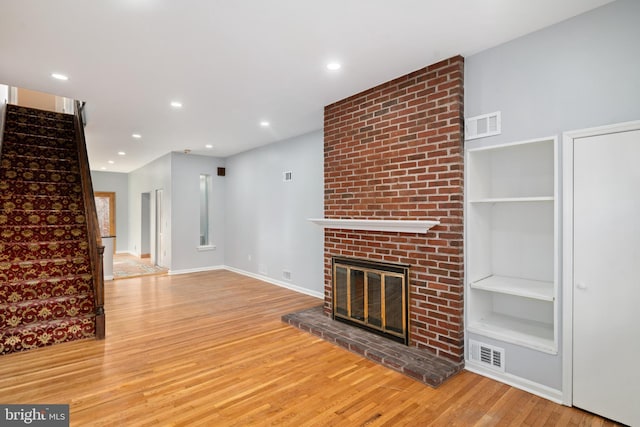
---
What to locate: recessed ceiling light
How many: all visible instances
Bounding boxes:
[51,73,69,81]
[260,121,270,127]
[205,144,213,149]
[326,62,341,71]
[100,167,107,170]
[170,101,183,108]
[108,160,115,164]
[118,151,126,156]
[132,133,142,139]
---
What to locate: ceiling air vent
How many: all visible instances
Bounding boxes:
[283,171,293,182]
[465,111,501,140]
[469,340,505,372]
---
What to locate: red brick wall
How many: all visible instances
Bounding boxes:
[323,56,464,362]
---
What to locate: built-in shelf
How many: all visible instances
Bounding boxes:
[467,313,555,354]
[470,275,554,301]
[308,218,440,234]
[466,136,558,358]
[469,196,553,204]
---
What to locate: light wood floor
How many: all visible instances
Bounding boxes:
[0,270,617,426]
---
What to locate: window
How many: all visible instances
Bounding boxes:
[199,174,213,247]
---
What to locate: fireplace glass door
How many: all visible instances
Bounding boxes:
[333,257,409,344]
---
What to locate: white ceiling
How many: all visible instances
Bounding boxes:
[0,0,613,173]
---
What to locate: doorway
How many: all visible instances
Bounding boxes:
[563,121,640,426]
[95,191,116,253]
[155,189,165,268]
[141,192,151,258]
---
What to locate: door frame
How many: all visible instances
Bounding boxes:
[95,191,116,253]
[155,189,164,267]
[561,119,640,405]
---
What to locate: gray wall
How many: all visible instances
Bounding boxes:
[465,0,640,391]
[90,170,129,253]
[224,130,324,297]
[128,153,172,267]
[170,153,225,272]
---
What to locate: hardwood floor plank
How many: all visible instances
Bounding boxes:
[0,270,619,426]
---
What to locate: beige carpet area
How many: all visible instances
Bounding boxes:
[113,253,168,279]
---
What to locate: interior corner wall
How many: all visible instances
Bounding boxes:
[170,153,225,272]
[90,170,129,253]
[224,130,324,296]
[464,0,640,390]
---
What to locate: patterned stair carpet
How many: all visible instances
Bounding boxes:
[0,104,96,355]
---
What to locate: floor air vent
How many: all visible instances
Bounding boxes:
[469,340,505,372]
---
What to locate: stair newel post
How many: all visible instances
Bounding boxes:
[73,100,106,340]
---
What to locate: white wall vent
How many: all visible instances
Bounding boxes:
[465,111,501,140]
[282,270,292,281]
[469,340,505,372]
[283,171,293,182]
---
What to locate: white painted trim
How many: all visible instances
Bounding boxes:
[116,250,138,256]
[465,363,563,404]
[168,265,225,275]
[308,218,439,234]
[561,119,640,406]
[224,266,324,300]
[196,245,217,252]
[104,275,114,281]
[465,135,556,152]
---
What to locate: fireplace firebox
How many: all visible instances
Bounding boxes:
[332,257,410,344]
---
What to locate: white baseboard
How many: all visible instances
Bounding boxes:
[104,275,114,281]
[168,265,225,275]
[116,250,138,256]
[465,361,564,404]
[223,266,323,300]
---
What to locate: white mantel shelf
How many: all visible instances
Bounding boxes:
[308,218,440,234]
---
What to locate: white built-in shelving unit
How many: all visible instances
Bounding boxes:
[466,137,558,354]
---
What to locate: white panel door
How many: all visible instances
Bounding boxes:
[573,129,640,426]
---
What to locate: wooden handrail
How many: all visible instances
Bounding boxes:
[73,100,105,339]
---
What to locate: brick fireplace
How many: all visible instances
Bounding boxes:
[322,56,464,363]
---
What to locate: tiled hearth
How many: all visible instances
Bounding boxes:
[283,306,462,387]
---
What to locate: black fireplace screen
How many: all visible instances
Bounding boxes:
[332,257,410,344]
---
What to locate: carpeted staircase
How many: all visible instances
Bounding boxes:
[0,104,100,355]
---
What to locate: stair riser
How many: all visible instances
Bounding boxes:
[0,295,94,329]
[0,168,78,184]
[0,195,84,212]
[0,226,87,243]
[6,105,74,123]
[0,316,95,355]
[1,155,79,173]
[0,241,89,263]
[0,211,86,226]
[3,122,75,140]
[0,181,82,197]
[0,143,74,160]
[3,137,75,153]
[0,275,93,304]
[0,258,91,282]
[6,112,75,131]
